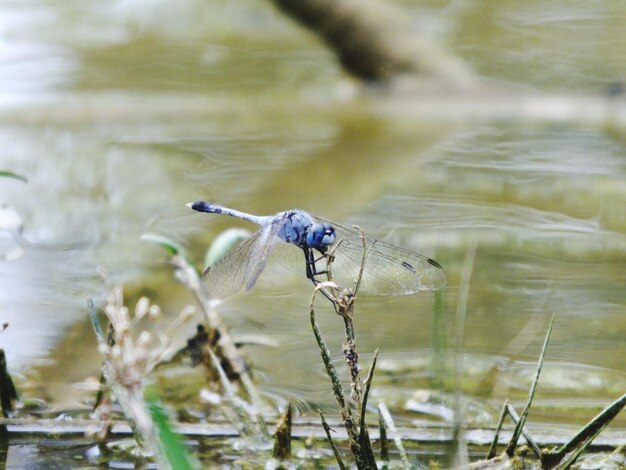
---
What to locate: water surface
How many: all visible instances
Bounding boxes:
[0,0,625,466]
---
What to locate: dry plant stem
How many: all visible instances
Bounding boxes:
[324,239,342,289]
[319,239,344,306]
[107,380,156,451]
[504,404,542,459]
[378,411,389,462]
[338,227,377,466]
[145,309,193,374]
[272,402,292,460]
[309,285,360,452]
[312,229,379,468]
[378,402,410,469]
[336,227,369,405]
[351,225,371,297]
[172,255,261,409]
[88,298,170,469]
[92,315,115,441]
[505,314,555,457]
[359,349,379,441]
[486,400,509,459]
[319,410,347,470]
[357,349,379,467]
[208,349,270,441]
[170,252,271,441]
[453,243,477,468]
[343,315,362,403]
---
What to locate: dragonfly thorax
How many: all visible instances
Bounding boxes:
[276,210,336,250]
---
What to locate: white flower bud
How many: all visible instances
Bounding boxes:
[137,331,151,348]
[148,304,161,319]
[181,305,196,320]
[135,297,150,319]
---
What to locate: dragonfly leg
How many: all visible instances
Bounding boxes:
[303,248,337,305]
[312,252,329,278]
[303,249,316,281]
[303,248,329,285]
[313,253,326,263]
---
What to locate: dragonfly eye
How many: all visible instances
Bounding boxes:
[307,223,336,248]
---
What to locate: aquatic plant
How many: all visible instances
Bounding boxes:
[88,287,195,468]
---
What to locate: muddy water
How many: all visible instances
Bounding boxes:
[0,0,625,466]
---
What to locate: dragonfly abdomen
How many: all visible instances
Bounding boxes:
[189,201,266,225]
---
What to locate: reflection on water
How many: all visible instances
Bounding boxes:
[0,0,625,465]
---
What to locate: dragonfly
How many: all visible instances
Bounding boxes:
[188,201,447,299]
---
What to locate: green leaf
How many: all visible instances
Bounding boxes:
[0,171,27,183]
[146,389,198,470]
[204,228,251,269]
[141,233,187,256]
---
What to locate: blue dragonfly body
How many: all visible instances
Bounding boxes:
[189,201,446,298]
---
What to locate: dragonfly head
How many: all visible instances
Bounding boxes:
[306,223,336,249]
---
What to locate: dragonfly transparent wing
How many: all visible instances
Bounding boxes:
[200,218,282,299]
[314,218,447,295]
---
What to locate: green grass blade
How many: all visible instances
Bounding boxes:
[505,314,555,457]
[146,390,198,470]
[141,232,187,257]
[0,171,27,183]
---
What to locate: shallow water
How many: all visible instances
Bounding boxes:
[0,0,625,466]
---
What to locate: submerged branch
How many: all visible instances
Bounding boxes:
[270,0,475,85]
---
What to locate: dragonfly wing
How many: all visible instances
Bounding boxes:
[201,221,281,299]
[315,218,447,295]
[240,217,282,291]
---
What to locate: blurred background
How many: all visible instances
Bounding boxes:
[0,0,625,464]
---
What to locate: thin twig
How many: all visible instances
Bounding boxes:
[310,283,362,457]
[311,230,379,469]
[359,349,379,441]
[310,283,348,412]
[505,403,543,459]
[378,402,411,469]
[319,239,344,307]
[325,239,343,286]
[431,289,447,390]
[145,307,195,374]
[319,410,347,470]
[378,410,389,462]
[486,399,509,459]
[453,243,477,467]
[207,349,269,441]
[343,315,362,404]
[352,225,372,296]
[356,349,378,470]
[505,314,555,457]
[172,254,263,411]
[88,298,105,345]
